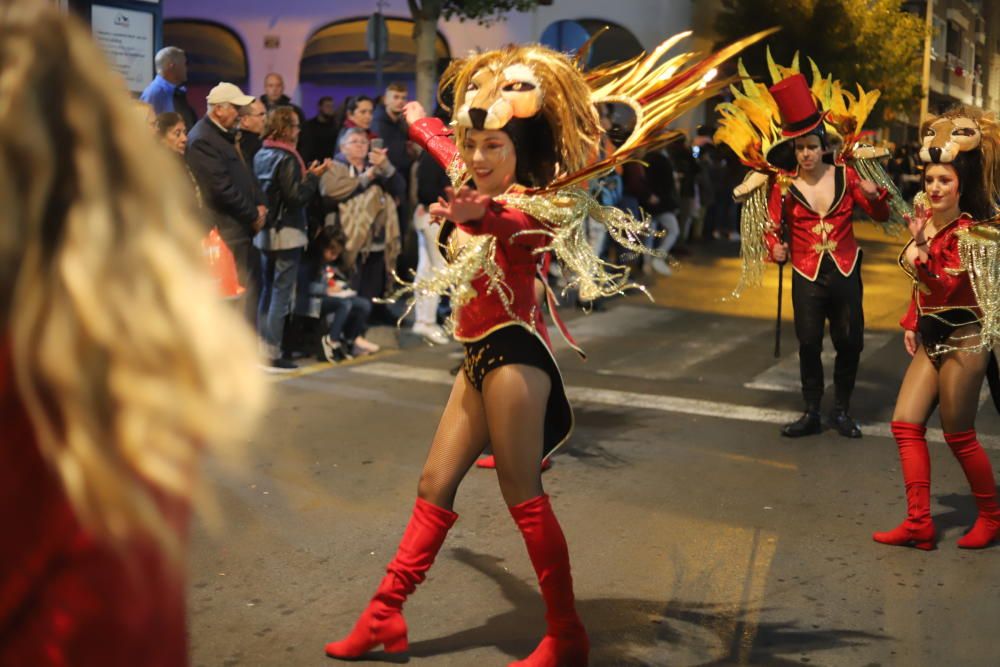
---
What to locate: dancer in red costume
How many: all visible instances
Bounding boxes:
[324,31,773,666]
[0,4,265,664]
[874,106,1000,550]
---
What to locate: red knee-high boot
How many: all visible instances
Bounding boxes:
[325,497,458,659]
[508,494,589,667]
[945,429,1000,549]
[873,421,936,550]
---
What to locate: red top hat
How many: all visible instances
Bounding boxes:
[765,73,828,172]
[770,73,825,137]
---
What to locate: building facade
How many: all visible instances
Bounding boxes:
[904,0,997,115]
[160,0,713,129]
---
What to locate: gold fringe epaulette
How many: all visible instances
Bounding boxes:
[729,174,780,298]
[499,188,657,302]
[953,222,1000,353]
[379,233,515,334]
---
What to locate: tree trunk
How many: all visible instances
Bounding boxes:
[410,0,443,112]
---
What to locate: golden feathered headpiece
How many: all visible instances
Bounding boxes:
[714,48,882,173]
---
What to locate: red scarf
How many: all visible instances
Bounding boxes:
[262,139,306,177]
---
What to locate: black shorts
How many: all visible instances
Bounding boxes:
[463,324,573,458]
[918,309,979,361]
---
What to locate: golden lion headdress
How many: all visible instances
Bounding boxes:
[919,106,1000,214]
[439,28,778,194]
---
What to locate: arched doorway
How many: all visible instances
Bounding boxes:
[539,19,643,69]
[299,17,450,116]
[163,19,248,118]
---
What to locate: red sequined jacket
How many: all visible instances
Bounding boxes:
[765,163,890,281]
[898,213,980,331]
[0,346,189,666]
[409,116,558,346]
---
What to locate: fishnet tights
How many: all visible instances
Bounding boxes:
[417,363,550,510]
[893,325,990,432]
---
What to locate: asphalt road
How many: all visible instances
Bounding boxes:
[189,225,1000,667]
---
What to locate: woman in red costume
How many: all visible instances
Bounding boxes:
[874,106,1000,550]
[324,32,772,667]
[0,3,265,664]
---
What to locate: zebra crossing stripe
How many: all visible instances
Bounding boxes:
[347,361,1000,450]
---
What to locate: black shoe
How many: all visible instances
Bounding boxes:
[829,410,862,438]
[321,335,348,363]
[781,410,822,437]
[261,357,297,374]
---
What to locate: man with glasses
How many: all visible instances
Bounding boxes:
[238,99,268,165]
[187,83,267,325]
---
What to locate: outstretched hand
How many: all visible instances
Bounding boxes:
[904,203,931,241]
[403,101,427,126]
[308,158,332,177]
[428,186,491,225]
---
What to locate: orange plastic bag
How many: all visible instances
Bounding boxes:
[202,228,245,299]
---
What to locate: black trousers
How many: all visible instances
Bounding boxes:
[791,254,864,410]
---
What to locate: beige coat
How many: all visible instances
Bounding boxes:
[320,160,401,277]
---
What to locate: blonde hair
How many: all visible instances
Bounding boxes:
[0,3,266,557]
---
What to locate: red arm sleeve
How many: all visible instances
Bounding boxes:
[409,117,461,174]
[847,165,890,222]
[764,179,784,262]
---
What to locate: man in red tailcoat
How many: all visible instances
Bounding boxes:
[764,74,891,438]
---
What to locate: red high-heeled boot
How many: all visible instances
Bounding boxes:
[325,497,457,659]
[508,494,589,667]
[945,430,1000,549]
[873,421,936,550]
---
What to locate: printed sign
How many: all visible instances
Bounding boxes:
[91,4,154,93]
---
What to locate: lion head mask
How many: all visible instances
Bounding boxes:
[439,44,602,185]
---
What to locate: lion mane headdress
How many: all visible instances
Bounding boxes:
[919,106,1000,221]
[714,50,907,296]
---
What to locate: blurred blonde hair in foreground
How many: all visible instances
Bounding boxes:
[0,1,266,557]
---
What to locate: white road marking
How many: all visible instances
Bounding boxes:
[349,361,1000,449]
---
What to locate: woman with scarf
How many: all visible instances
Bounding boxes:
[253,106,330,371]
[319,127,404,352]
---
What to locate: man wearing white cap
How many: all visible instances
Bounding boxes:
[187,82,266,325]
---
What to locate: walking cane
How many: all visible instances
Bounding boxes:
[774,207,787,359]
[774,259,784,358]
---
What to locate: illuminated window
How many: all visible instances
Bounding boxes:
[300,17,449,86]
[163,20,248,117]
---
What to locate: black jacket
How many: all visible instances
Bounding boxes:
[416,150,449,207]
[300,115,340,164]
[186,117,261,245]
[371,104,412,178]
[253,146,319,247]
[238,130,263,167]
